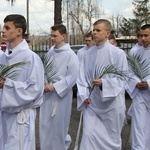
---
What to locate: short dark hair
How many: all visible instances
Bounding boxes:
[108,35,116,40]
[141,24,150,30]
[93,19,111,31]
[136,32,141,38]
[85,31,93,40]
[51,24,67,35]
[4,14,26,35]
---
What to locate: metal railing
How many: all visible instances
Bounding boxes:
[30,38,138,57]
[116,39,137,52]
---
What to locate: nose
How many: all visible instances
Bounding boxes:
[2,27,5,34]
[140,35,145,40]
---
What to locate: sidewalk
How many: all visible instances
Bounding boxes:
[36,97,132,150]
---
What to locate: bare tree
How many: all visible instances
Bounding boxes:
[63,0,103,35]
[109,14,123,37]
[6,0,63,26]
[6,0,15,5]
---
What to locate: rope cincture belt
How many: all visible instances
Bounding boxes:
[17,110,27,150]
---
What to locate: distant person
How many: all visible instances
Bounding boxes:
[127,32,143,119]
[25,39,31,45]
[77,19,128,150]
[126,24,150,150]
[39,24,79,150]
[0,14,44,150]
[108,35,118,46]
[77,31,95,64]
[129,32,142,55]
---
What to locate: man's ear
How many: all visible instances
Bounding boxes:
[17,28,23,36]
[63,34,67,39]
[106,31,111,38]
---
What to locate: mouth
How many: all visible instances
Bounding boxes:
[94,36,98,40]
[2,35,6,38]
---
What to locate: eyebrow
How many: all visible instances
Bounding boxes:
[93,29,101,32]
[4,25,11,30]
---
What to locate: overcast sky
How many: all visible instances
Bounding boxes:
[0,0,134,35]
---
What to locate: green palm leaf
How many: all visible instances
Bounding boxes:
[0,62,26,80]
[96,64,128,79]
[89,64,128,97]
[127,52,149,81]
[42,54,58,83]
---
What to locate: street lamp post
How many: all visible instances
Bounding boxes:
[26,0,29,35]
[66,0,69,42]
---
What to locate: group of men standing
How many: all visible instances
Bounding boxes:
[0,14,78,150]
[0,13,150,150]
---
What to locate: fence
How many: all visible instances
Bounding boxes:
[31,40,50,58]
[116,38,137,52]
[30,38,138,57]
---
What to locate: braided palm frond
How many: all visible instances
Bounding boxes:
[127,52,149,81]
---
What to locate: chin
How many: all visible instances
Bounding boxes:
[2,37,7,41]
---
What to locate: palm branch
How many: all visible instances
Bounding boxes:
[126,52,149,81]
[0,62,26,80]
[89,64,129,97]
[96,64,128,79]
[74,111,83,150]
[42,54,58,83]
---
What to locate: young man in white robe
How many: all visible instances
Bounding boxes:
[39,24,79,150]
[0,14,44,150]
[126,32,143,143]
[126,24,150,150]
[77,19,128,150]
[77,31,95,64]
[130,32,143,55]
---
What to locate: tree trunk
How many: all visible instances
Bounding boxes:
[6,0,15,6]
[54,0,62,25]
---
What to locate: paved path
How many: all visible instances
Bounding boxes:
[36,97,132,150]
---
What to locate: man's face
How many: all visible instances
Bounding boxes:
[109,39,117,46]
[85,37,94,47]
[2,21,22,43]
[93,23,110,45]
[140,28,150,48]
[109,39,115,45]
[50,30,66,48]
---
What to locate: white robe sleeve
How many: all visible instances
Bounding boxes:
[77,49,84,65]
[125,76,140,99]
[53,55,79,98]
[101,51,128,102]
[77,86,89,111]
[76,57,89,111]
[125,60,141,99]
[1,56,44,113]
